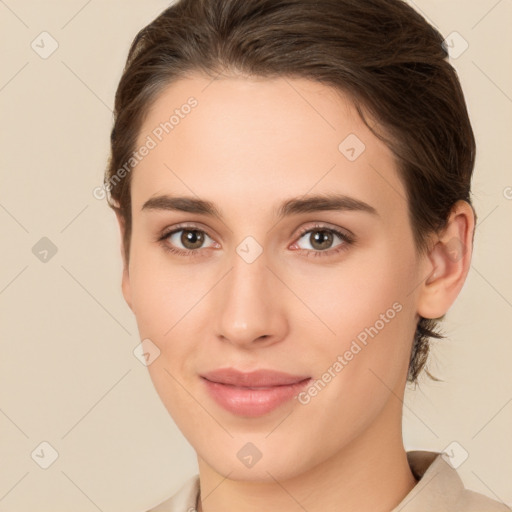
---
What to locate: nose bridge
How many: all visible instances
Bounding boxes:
[214,241,285,347]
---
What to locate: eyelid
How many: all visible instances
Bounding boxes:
[159,222,215,240]
[294,221,354,241]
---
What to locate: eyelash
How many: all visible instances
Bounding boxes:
[156,223,355,259]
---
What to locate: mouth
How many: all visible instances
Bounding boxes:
[200,368,311,417]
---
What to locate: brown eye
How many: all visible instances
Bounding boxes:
[162,228,215,252]
[180,229,205,250]
[308,230,334,250]
[297,228,344,252]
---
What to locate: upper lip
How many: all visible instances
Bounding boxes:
[201,368,311,387]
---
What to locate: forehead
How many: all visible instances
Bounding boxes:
[131,73,405,221]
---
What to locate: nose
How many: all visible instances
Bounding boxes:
[214,247,288,349]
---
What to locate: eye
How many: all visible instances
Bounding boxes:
[292,224,354,257]
[157,223,354,259]
[157,225,218,256]
[168,229,213,250]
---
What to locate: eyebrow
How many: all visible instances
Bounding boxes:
[141,193,378,219]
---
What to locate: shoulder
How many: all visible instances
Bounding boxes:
[457,488,510,511]
[145,474,200,512]
[397,451,509,512]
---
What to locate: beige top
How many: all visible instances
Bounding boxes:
[146,451,509,511]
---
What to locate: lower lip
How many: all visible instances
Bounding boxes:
[202,378,311,417]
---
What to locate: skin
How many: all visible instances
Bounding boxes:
[115,73,474,512]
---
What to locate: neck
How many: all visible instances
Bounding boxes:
[196,398,418,512]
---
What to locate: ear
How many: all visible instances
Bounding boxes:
[114,210,134,313]
[417,200,475,319]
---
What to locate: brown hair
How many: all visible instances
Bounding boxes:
[104,0,476,382]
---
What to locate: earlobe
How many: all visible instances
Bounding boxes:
[417,200,475,319]
[115,211,134,313]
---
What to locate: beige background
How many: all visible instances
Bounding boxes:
[0,0,511,510]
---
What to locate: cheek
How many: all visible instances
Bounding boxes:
[127,244,218,397]
[289,267,415,448]
[294,242,417,386]
[127,239,201,336]
[292,246,411,338]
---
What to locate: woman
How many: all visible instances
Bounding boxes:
[103,0,508,510]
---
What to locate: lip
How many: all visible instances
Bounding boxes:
[201,368,310,387]
[200,368,311,417]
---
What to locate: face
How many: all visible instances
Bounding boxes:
[120,73,430,481]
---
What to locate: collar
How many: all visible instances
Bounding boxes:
[391,451,464,511]
[150,450,475,511]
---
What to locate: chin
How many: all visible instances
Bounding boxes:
[196,434,323,483]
